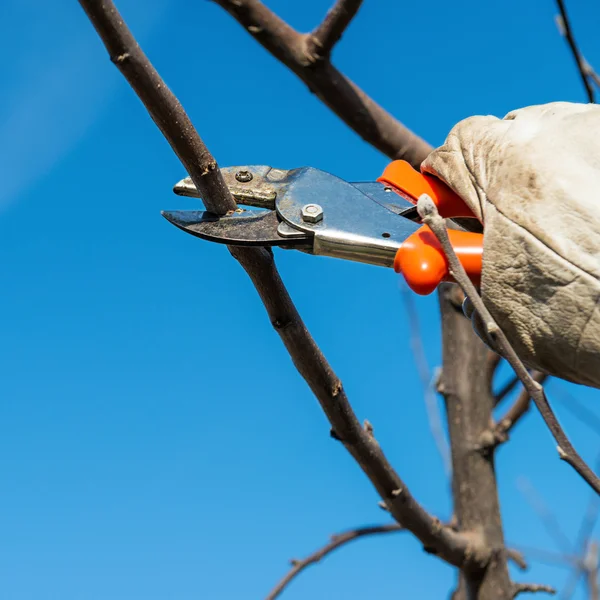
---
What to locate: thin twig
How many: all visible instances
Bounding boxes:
[307,0,364,60]
[513,582,556,597]
[517,477,573,555]
[510,545,581,569]
[495,374,520,407]
[416,194,600,495]
[481,372,548,449]
[554,1,595,102]
[506,549,528,571]
[401,288,451,476]
[266,523,402,600]
[551,384,600,438]
[80,0,477,569]
[211,0,432,168]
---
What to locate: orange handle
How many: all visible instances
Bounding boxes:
[377,160,476,219]
[394,226,483,295]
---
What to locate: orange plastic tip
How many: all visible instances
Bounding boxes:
[377,160,475,219]
[394,225,483,295]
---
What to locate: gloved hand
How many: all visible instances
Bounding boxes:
[421,102,600,389]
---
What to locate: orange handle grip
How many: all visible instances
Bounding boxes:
[378,160,476,219]
[394,226,483,295]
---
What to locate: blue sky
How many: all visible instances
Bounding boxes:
[1,1,600,598]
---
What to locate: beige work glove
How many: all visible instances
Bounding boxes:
[422,102,600,389]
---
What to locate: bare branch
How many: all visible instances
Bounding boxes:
[211,0,432,168]
[78,0,235,215]
[513,582,556,597]
[554,2,595,102]
[495,374,520,406]
[585,542,599,600]
[510,545,581,570]
[551,384,600,438]
[517,477,573,555]
[417,194,600,495]
[266,523,402,600]
[231,247,481,568]
[307,0,363,60]
[507,549,528,571]
[401,288,451,476]
[481,372,548,449]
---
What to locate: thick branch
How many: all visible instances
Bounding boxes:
[438,285,512,598]
[554,1,595,102]
[307,0,364,60]
[266,523,402,600]
[211,0,432,168]
[418,194,600,495]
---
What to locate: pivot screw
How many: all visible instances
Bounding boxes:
[235,170,253,183]
[301,203,324,223]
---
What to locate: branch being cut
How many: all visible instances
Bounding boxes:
[211,0,432,168]
[554,1,595,102]
[417,194,600,495]
[79,0,235,215]
[80,0,480,571]
[266,523,402,600]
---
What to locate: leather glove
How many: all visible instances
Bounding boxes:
[422,102,600,389]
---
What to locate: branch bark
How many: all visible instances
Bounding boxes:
[266,523,402,600]
[211,0,432,168]
[438,284,512,598]
[231,246,480,568]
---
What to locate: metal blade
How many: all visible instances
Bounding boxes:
[161,209,311,247]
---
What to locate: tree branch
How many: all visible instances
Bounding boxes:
[480,372,548,450]
[513,583,556,597]
[494,374,520,407]
[78,0,235,215]
[211,0,432,168]
[306,0,364,60]
[417,194,600,495]
[266,523,402,600]
[517,477,574,555]
[554,1,595,102]
[231,247,481,568]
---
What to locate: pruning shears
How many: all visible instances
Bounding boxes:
[162,161,483,295]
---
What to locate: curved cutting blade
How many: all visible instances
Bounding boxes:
[161,209,311,247]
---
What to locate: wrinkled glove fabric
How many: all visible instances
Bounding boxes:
[422,102,600,389]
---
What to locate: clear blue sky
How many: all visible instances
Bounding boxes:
[1,1,600,598]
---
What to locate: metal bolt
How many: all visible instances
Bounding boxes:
[235,170,253,183]
[301,203,323,223]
